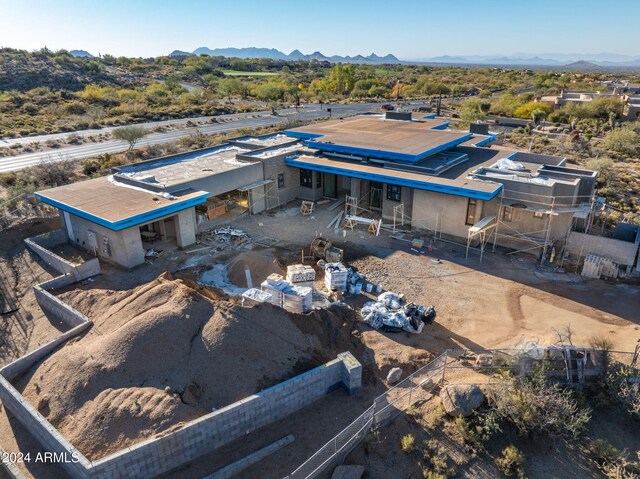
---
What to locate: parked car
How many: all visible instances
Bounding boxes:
[381,104,395,111]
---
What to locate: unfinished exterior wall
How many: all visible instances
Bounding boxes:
[260,157,299,207]
[382,185,413,222]
[175,208,196,248]
[297,170,324,202]
[411,190,479,240]
[62,213,145,269]
[566,232,639,267]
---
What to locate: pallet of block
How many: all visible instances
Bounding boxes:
[282,285,312,313]
[286,264,316,288]
[260,273,288,307]
[241,288,273,307]
[324,262,348,291]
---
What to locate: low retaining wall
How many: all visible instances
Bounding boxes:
[33,284,90,328]
[0,376,91,479]
[25,231,100,282]
[1,344,361,479]
[89,353,360,479]
[0,322,91,382]
[566,231,639,268]
[4,232,363,479]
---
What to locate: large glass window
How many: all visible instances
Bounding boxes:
[386,185,401,202]
[300,169,313,188]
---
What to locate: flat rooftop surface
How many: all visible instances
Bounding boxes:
[286,115,470,158]
[116,146,255,188]
[36,177,208,229]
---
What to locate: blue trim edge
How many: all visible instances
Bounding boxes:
[285,158,501,200]
[35,193,210,231]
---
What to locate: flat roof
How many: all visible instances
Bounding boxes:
[285,154,502,200]
[36,177,209,231]
[115,145,255,189]
[285,115,472,163]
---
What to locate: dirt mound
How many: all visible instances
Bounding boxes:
[18,274,327,460]
[226,249,286,288]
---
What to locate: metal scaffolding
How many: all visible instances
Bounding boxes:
[466,215,497,263]
[491,189,595,264]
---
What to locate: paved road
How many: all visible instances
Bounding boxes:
[0,101,429,172]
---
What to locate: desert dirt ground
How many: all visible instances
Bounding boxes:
[0,201,638,479]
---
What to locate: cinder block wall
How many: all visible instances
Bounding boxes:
[25,231,100,282]
[0,376,91,479]
[566,231,639,266]
[89,354,361,479]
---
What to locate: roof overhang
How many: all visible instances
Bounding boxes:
[285,156,502,201]
[36,191,209,231]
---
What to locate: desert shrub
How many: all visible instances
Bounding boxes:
[589,439,621,465]
[422,439,456,479]
[449,410,500,451]
[603,126,640,156]
[495,445,525,478]
[401,434,416,453]
[489,374,591,439]
[424,406,445,429]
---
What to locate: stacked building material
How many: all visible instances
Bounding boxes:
[282,285,313,313]
[241,288,273,307]
[260,273,288,307]
[324,262,348,291]
[581,255,618,279]
[286,264,316,290]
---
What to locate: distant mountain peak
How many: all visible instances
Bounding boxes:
[166,47,402,64]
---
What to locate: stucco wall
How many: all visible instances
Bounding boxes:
[63,213,145,269]
[411,190,479,240]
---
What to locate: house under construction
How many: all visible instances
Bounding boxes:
[36,113,629,270]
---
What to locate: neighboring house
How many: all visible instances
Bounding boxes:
[537,89,638,120]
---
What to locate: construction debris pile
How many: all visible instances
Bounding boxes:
[361,292,436,334]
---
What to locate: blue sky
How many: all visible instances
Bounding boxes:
[1,0,639,59]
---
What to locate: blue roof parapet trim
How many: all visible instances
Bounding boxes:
[35,192,210,231]
[283,130,323,140]
[285,157,502,200]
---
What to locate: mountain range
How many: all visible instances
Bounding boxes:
[168,47,400,64]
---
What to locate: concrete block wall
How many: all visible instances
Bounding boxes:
[25,231,100,282]
[566,231,639,267]
[0,322,91,381]
[33,285,91,328]
[0,376,91,479]
[88,354,361,479]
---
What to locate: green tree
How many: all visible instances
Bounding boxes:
[326,64,356,96]
[113,126,148,150]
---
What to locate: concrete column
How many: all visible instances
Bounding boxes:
[175,208,197,248]
[337,352,362,395]
[158,219,167,240]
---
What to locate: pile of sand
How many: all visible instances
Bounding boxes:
[18,274,329,460]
